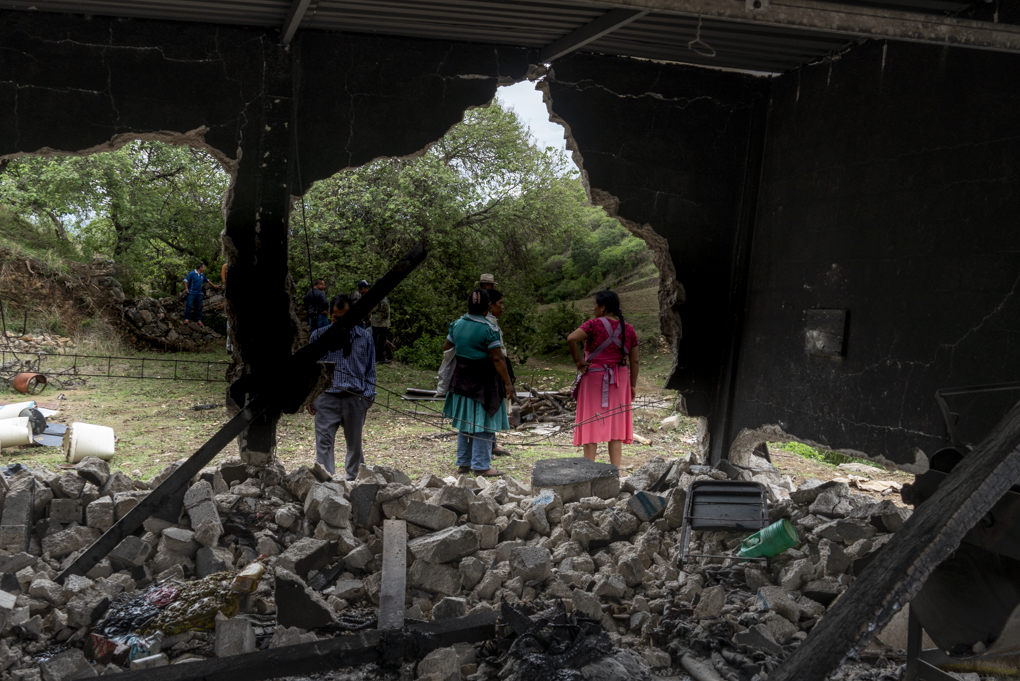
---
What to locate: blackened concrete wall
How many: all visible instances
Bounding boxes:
[730,40,1020,467]
[545,55,768,434]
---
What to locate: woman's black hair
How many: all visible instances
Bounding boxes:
[487,289,503,305]
[595,290,627,358]
[467,288,490,315]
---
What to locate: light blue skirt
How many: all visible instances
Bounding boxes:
[443,393,509,434]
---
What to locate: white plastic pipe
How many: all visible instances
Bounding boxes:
[0,401,35,420]
[63,422,116,463]
[0,417,34,448]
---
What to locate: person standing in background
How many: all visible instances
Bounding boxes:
[352,279,371,328]
[303,279,329,331]
[369,280,393,364]
[308,294,376,480]
[478,273,497,291]
[221,262,232,352]
[183,263,220,326]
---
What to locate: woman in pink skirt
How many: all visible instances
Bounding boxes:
[567,290,639,467]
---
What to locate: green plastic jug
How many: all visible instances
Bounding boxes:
[737,518,799,559]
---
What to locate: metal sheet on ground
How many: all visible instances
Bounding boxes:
[379,518,407,630]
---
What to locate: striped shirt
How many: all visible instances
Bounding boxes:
[309,323,377,399]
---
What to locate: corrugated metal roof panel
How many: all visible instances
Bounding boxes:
[0,0,873,72]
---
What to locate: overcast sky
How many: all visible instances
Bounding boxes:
[494,80,568,154]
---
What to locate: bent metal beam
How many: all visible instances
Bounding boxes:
[583,0,1020,53]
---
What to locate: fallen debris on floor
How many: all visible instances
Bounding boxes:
[0,446,934,680]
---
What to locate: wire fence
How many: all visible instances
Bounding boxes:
[0,349,230,384]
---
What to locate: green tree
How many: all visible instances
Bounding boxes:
[0,142,229,296]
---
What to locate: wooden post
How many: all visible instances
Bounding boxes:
[771,400,1020,681]
[379,518,407,630]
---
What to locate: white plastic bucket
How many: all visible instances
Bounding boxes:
[0,401,35,420]
[0,417,34,448]
[63,422,116,463]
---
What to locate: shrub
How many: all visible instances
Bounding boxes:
[394,333,445,372]
[535,302,585,354]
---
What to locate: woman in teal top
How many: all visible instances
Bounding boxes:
[442,288,513,477]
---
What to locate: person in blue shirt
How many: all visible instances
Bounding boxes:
[183,263,220,326]
[307,293,376,480]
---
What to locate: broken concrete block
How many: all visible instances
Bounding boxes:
[817,539,851,577]
[319,495,352,528]
[763,611,800,644]
[756,585,800,624]
[434,486,475,515]
[196,546,234,578]
[186,500,223,547]
[432,596,467,621]
[621,457,670,493]
[404,500,457,532]
[802,579,841,607]
[642,648,672,670]
[459,557,485,591]
[466,523,498,550]
[66,591,111,628]
[531,458,620,503]
[593,575,628,600]
[779,558,814,591]
[151,548,194,576]
[48,498,82,524]
[409,560,461,596]
[75,457,110,487]
[214,614,257,657]
[510,546,552,583]
[569,520,610,552]
[0,590,16,631]
[86,497,115,533]
[745,567,772,593]
[98,471,135,498]
[349,483,382,528]
[343,544,373,571]
[50,473,86,500]
[815,518,877,544]
[734,624,784,657]
[331,579,363,601]
[42,525,100,560]
[0,478,34,552]
[109,536,152,570]
[277,538,331,578]
[617,554,646,588]
[407,526,480,565]
[627,491,668,523]
[280,468,315,502]
[159,528,199,558]
[523,505,550,536]
[693,584,725,619]
[498,518,531,543]
[112,491,147,520]
[275,568,334,629]
[183,480,215,510]
[39,648,97,681]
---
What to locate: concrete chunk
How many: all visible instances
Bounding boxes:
[75,457,110,487]
[49,498,83,524]
[214,614,257,657]
[275,569,334,629]
[42,525,100,560]
[509,546,552,583]
[531,458,620,503]
[277,538,331,578]
[86,497,115,532]
[109,536,152,569]
[407,526,480,565]
[409,560,461,596]
[39,649,97,681]
[196,546,234,578]
[627,491,668,522]
[433,485,475,514]
[432,596,467,621]
[404,500,457,531]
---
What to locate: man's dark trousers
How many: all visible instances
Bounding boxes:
[372,326,390,362]
[313,391,370,480]
[185,292,203,323]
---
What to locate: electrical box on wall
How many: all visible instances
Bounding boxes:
[804,309,849,358]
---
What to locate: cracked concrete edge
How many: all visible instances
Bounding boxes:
[729,424,930,474]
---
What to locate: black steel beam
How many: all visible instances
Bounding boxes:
[540,8,650,62]
[106,611,498,681]
[56,242,427,584]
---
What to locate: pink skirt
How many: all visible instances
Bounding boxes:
[573,365,633,446]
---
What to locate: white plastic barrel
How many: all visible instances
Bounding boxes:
[63,422,116,463]
[0,401,35,420]
[0,417,33,448]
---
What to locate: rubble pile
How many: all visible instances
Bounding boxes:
[0,449,917,680]
[121,295,223,351]
[1,333,75,354]
[516,387,576,426]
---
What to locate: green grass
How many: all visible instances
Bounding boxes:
[769,441,887,471]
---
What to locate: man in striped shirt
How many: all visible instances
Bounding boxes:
[308,294,376,480]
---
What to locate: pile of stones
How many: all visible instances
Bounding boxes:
[121,295,223,351]
[0,450,916,681]
[1,333,75,354]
